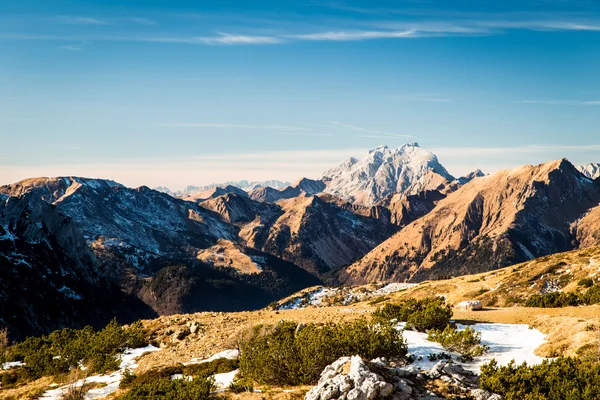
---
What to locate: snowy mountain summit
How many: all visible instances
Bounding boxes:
[321,143,454,206]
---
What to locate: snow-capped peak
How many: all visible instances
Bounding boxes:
[322,144,454,206]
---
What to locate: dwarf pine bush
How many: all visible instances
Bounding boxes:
[427,325,489,361]
[372,297,452,332]
[524,285,600,308]
[238,318,407,386]
[480,357,600,400]
[2,319,147,385]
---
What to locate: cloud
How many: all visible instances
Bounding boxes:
[157,123,311,131]
[0,32,282,46]
[148,33,283,45]
[516,99,600,105]
[128,17,158,26]
[287,29,418,41]
[59,16,109,25]
[59,42,85,51]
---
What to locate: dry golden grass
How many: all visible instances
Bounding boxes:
[0,376,52,400]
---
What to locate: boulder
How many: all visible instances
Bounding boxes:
[456,300,483,311]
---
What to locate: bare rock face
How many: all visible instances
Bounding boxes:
[340,159,600,284]
[321,144,454,206]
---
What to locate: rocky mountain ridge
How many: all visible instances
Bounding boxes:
[321,143,455,206]
[338,159,600,284]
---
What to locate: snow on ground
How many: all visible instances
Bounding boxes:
[372,283,417,296]
[456,323,547,372]
[399,323,547,373]
[213,369,239,389]
[39,345,160,400]
[2,361,24,370]
[184,349,239,365]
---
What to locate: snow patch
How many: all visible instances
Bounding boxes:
[39,345,160,400]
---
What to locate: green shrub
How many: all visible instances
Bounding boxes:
[238,318,407,386]
[229,378,254,393]
[524,285,600,308]
[118,375,213,400]
[480,357,600,400]
[4,319,148,380]
[372,297,452,332]
[427,326,488,362]
[118,357,238,399]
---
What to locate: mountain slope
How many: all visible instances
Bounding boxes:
[0,193,155,339]
[321,143,454,206]
[338,159,600,284]
[0,177,323,330]
[576,203,600,248]
[257,195,396,276]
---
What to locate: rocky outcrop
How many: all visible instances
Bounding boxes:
[321,144,454,206]
[340,159,600,284]
[305,357,501,400]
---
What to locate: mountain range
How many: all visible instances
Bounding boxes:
[1,144,599,339]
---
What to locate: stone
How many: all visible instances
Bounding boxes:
[470,389,494,400]
[456,300,483,311]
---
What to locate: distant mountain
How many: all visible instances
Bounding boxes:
[183,185,249,201]
[321,143,454,206]
[338,159,600,284]
[0,177,320,337]
[456,169,485,185]
[249,178,326,202]
[578,163,600,180]
[199,192,395,276]
[156,180,291,197]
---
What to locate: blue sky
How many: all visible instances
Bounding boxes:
[1,0,600,188]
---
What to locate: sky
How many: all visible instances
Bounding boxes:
[1,0,600,189]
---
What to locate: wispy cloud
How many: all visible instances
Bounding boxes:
[59,42,85,51]
[516,99,600,105]
[157,123,311,131]
[0,32,282,46]
[128,17,158,26]
[327,121,415,138]
[148,33,283,45]
[287,29,418,41]
[58,16,110,25]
